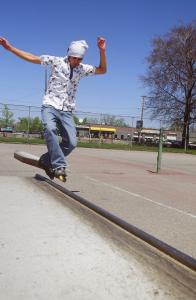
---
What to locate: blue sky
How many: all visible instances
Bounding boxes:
[0,0,195,120]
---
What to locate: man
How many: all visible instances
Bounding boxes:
[0,36,107,180]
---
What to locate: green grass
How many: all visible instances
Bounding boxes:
[161,146,196,155]
[0,136,45,145]
[77,140,158,151]
[77,140,196,154]
[1,136,196,155]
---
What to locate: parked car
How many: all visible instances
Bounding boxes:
[170,140,183,148]
[188,142,196,149]
[0,127,13,133]
[163,140,172,146]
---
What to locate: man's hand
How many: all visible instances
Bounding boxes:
[97,37,106,51]
[0,37,11,50]
[95,37,107,74]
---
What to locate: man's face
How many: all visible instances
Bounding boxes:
[68,56,82,68]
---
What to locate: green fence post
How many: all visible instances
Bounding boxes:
[156,127,163,173]
[27,105,31,144]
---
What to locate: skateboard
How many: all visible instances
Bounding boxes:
[14,151,67,182]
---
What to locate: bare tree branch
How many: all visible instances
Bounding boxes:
[141,21,196,145]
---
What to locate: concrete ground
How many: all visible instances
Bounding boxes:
[0,163,195,299]
[1,143,195,258]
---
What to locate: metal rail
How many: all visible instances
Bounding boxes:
[35,173,196,272]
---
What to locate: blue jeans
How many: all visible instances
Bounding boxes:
[41,105,77,170]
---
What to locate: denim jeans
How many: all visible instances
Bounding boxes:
[41,105,77,170]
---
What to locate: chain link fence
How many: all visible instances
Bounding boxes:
[1,102,196,149]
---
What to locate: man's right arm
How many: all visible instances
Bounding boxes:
[0,37,41,64]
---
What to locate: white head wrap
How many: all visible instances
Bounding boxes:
[67,40,88,58]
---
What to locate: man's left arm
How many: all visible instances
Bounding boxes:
[95,37,107,74]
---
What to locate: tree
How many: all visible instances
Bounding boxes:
[31,116,43,133]
[100,114,128,127]
[15,116,43,133]
[73,115,80,125]
[0,104,14,127]
[73,116,88,125]
[15,117,29,132]
[85,117,99,124]
[142,21,196,146]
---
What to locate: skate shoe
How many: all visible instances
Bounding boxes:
[38,158,55,180]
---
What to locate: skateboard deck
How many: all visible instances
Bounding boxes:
[14,151,66,182]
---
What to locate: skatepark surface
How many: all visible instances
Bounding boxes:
[1,143,195,257]
[0,143,195,299]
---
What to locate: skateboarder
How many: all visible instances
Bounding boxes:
[0,36,107,180]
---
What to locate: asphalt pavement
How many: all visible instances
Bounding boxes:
[0,142,196,299]
[1,143,195,257]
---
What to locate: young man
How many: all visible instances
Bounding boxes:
[0,36,106,180]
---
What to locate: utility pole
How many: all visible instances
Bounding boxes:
[138,96,145,143]
[141,96,145,123]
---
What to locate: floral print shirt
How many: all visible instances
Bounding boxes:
[40,55,96,111]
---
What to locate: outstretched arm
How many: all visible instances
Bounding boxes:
[0,37,41,64]
[95,37,107,74]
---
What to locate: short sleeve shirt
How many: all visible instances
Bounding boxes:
[40,55,96,111]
